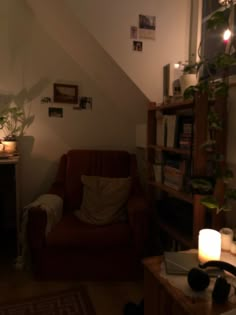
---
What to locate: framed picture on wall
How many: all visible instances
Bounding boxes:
[53,83,78,104]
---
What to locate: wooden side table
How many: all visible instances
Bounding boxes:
[0,156,21,255]
[143,256,236,315]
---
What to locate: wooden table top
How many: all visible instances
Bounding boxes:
[143,256,236,315]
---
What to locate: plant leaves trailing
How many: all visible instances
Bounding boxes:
[184,4,236,214]
[191,178,214,194]
[206,8,230,31]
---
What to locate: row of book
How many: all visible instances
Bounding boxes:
[156,112,193,149]
[179,121,192,149]
[152,157,192,191]
[153,164,184,191]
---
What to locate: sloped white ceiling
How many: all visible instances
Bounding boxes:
[25,0,148,111]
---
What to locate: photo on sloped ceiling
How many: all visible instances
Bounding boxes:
[133,41,143,52]
[139,14,156,40]
[73,97,93,110]
[79,97,92,110]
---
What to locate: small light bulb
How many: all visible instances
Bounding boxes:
[223,28,232,42]
[174,63,180,69]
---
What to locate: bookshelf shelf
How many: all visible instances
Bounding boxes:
[156,100,193,112]
[157,217,193,248]
[148,181,193,204]
[148,145,191,156]
[146,94,227,249]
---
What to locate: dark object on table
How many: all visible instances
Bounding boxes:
[123,299,144,315]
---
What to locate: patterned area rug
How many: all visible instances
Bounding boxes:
[0,286,95,315]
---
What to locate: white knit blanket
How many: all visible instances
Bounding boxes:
[15,194,63,270]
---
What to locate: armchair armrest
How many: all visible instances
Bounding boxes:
[26,194,63,249]
[127,193,149,257]
[27,206,47,249]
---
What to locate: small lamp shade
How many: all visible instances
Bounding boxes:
[198,229,221,263]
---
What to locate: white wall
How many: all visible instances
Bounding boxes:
[68,0,191,103]
[0,0,191,206]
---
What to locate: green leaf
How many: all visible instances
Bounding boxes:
[201,196,219,209]
[183,86,198,99]
[225,188,236,200]
[191,178,213,193]
[207,9,230,30]
[223,169,234,183]
[208,109,222,130]
[200,140,216,151]
[214,53,236,69]
[218,203,232,213]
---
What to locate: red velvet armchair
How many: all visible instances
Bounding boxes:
[27,149,149,280]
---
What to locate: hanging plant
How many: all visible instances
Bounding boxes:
[184,2,236,214]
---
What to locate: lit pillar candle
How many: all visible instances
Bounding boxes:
[198,229,221,263]
[220,227,233,251]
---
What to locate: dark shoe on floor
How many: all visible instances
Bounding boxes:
[123,302,139,315]
[123,300,144,315]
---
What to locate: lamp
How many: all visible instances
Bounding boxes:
[198,229,221,263]
[218,0,236,5]
[223,28,232,42]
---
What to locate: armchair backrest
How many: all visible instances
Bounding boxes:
[54,150,138,212]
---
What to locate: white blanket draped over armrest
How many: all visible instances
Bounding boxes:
[16,194,63,270]
[23,193,63,234]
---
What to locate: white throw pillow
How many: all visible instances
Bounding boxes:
[74,175,131,225]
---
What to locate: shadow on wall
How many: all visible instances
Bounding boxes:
[18,135,34,157]
[20,152,60,206]
[18,134,60,206]
[0,77,50,138]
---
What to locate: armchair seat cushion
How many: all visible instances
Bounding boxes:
[46,213,132,249]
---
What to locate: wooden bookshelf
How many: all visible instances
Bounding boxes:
[148,181,193,204]
[157,217,193,248]
[146,94,227,248]
[148,145,191,156]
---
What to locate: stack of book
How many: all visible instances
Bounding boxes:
[179,121,192,149]
[163,165,183,191]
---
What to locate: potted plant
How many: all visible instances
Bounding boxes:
[184,2,236,215]
[0,106,25,153]
[179,62,199,95]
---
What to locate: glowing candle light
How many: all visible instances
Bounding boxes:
[198,229,221,263]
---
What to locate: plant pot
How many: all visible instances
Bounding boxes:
[180,74,198,95]
[2,141,17,154]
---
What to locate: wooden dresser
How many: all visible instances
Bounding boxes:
[143,256,236,315]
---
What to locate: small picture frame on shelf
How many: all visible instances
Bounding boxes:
[53,83,78,104]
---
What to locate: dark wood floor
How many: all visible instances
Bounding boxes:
[0,242,143,315]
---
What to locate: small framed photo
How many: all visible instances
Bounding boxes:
[79,97,93,110]
[133,41,143,52]
[48,107,63,118]
[130,26,138,39]
[53,83,78,104]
